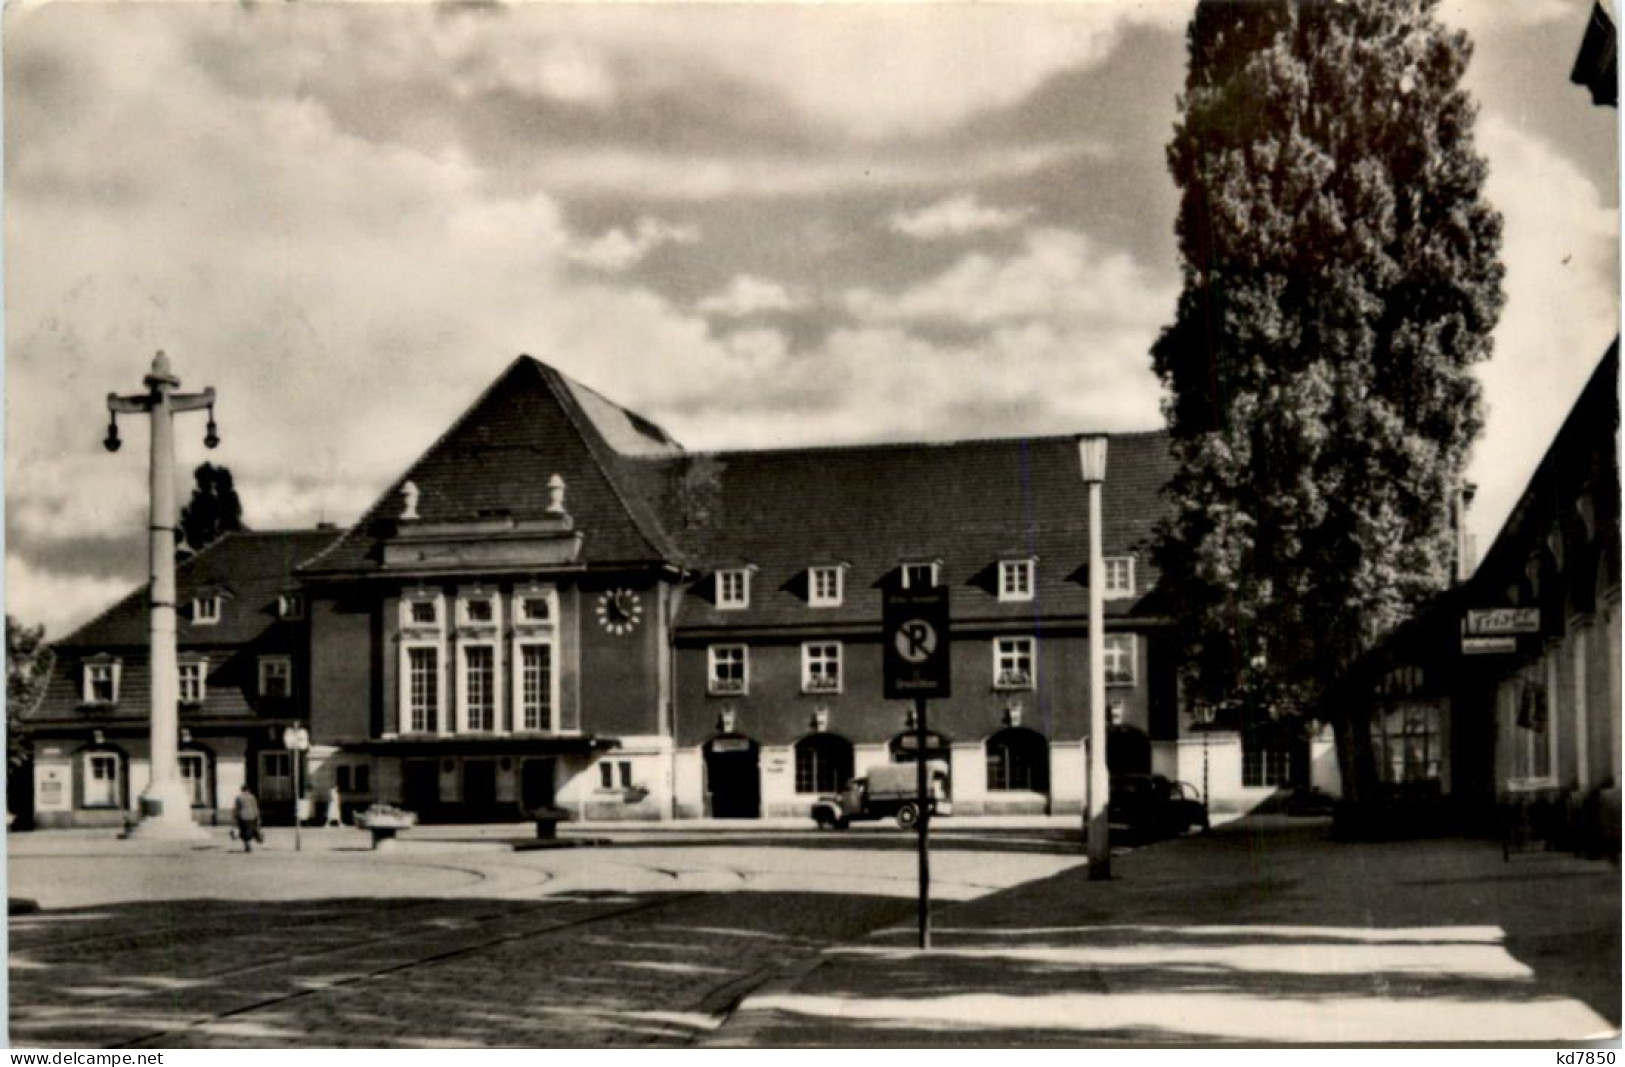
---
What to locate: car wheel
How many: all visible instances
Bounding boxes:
[813,808,836,830]
[896,803,920,830]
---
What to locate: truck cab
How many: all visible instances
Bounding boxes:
[812,760,951,829]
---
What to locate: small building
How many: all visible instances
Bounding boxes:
[24,529,338,828]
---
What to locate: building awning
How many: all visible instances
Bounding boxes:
[345,734,619,757]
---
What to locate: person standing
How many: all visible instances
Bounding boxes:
[324,786,343,828]
[234,783,261,852]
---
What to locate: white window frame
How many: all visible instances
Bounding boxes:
[457,641,502,734]
[809,566,845,608]
[717,569,752,610]
[278,593,304,620]
[82,660,121,705]
[400,589,445,632]
[258,656,293,700]
[1103,633,1137,687]
[1504,668,1557,790]
[708,644,750,695]
[458,588,500,629]
[998,559,1035,602]
[513,640,558,733]
[802,641,843,694]
[400,641,445,735]
[82,751,121,809]
[902,562,940,590]
[1103,557,1136,600]
[993,636,1036,690]
[192,596,222,625]
[178,660,207,705]
[178,750,210,808]
[516,593,554,625]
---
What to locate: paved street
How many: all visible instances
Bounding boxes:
[720,818,1622,1046]
[7,822,1086,1047]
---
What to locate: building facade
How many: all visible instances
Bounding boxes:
[26,530,338,828]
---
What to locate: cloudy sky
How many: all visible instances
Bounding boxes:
[5,0,1618,639]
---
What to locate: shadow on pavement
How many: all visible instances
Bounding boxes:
[9,889,916,1049]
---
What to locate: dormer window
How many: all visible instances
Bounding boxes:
[717,569,751,610]
[809,565,844,608]
[178,659,208,705]
[902,562,939,590]
[83,659,121,704]
[278,593,304,620]
[999,559,1035,602]
[192,596,222,625]
[259,656,293,700]
[1103,557,1136,599]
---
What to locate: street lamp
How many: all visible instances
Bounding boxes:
[106,351,218,839]
[1078,433,1110,880]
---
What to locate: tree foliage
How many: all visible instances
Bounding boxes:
[179,462,245,555]
[7,615,53,771]
[1152,0,1503,796]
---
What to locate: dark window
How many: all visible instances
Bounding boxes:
[795,735,854,794]
[1242,735,1297,787]
[986,728,1050,792]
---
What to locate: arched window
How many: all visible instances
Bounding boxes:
[795,734,854,795]
[985,728,1049,793]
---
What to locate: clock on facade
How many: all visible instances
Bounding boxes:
[595,589,644,635]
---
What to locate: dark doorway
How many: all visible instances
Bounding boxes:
[463,759,498,811]
[403,759,439,813]
[521,758,557,813]
[704,735,760,819]
[1107,725,1152,775]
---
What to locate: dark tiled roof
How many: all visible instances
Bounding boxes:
[301,357,681,576]
[639,431,1176,629]
[55,529,340,649]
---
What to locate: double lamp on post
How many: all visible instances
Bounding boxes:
[1078,433,1111,881]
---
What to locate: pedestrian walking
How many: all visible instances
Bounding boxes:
[233,784,261,852]
[324,786,343,828]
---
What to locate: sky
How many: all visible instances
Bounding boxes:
[4,0,1619,640]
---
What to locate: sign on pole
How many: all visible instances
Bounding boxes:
[884,586,951,699]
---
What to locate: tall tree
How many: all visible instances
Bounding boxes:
[1152,0,1504,807]
[7,615,52,772]
[179,462,245,554]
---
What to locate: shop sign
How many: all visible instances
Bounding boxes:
[1464,608,1539,636]
[1462,635,1517,655]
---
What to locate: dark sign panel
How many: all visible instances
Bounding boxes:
[884,586,951,699]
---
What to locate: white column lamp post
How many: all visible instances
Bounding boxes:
[1078,433,1111,880]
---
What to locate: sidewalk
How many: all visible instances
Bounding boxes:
[715,817,1623,1046]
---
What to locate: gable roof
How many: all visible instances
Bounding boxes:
[300,357,684,576]
[55,529,341,649]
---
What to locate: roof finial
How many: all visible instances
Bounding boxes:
[401,480,420,521]
[547,474,567,515]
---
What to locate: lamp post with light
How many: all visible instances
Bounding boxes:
[105,351,220,839]
[1078,433,1111,880]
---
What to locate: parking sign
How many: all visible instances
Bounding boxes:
[884,587,951,699]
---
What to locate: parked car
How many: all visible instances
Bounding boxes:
[812,761,952,830]
[1109,774,1209,840]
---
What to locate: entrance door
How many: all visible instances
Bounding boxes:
[258,751,294,802]
[521,758,557,813]
[403,759,439,813]
[463,759,498,812]
[704,735,760,818]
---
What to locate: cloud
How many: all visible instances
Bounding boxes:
[566,218,701,272]
[890,194,1033,240]
[697,275,807,318]
[5,555,133,641]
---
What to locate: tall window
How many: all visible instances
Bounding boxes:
[178,662,206,704]
[1507,672,1554,783]
[999,560,1034,602]
[1103,634,1136,686]
[518,644,553,731]
[802,642,842,693]
[1103,557,1135,599]
[1243,733,1297,787]
[408,647,439,733]
[717,569,751,609]
[463,645,496,731]
[994,637,1035,689]
[708,645,749,694]
[809,566,844,607]
[83,752,121,808]
[795,735,854,794]
[259,657,292,700]
[986,728,1050,792]
[259,751,294,802]
[179,750,210,807]
[1373,703,1442,784]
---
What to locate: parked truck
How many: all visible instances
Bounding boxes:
[811,761,952,829]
